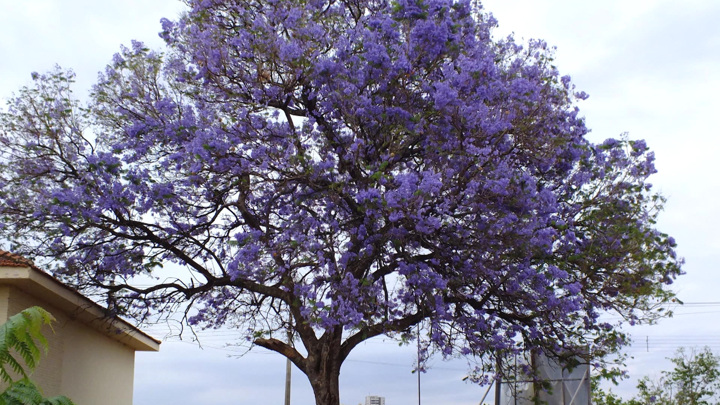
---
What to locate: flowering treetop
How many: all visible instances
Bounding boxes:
[0,1,681,404]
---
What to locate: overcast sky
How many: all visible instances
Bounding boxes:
[1,1,719,404]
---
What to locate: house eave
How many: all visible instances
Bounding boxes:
[0,265,160,352]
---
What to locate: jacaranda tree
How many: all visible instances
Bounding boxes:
[0,1,681,404]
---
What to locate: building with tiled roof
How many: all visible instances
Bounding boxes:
[0,250,160,405]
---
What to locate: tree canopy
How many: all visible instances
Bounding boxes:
[594,347,720,405]
[0,1,681,404]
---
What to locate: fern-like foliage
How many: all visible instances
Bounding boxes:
[0,306,52,384]
[0,307,74,405]
[0,379,74,405]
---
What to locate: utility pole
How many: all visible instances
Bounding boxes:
[284,329,292,405]
[417,323,421,405]
[495,355,501,405]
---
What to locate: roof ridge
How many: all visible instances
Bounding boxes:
[0,250,35,268]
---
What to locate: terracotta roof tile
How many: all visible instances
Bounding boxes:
[0,250,34,268]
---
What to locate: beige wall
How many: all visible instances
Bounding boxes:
[60,317,136,405]
[2,286,137,405]
[0,286,11,323]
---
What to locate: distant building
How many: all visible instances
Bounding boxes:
[365,395,385,405]
[0,250,160,405]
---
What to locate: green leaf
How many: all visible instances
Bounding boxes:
[0,308,75,405]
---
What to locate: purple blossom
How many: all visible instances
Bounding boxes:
[0,2,682,404]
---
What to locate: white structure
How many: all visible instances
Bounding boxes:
[365,395,385,405]
[501,351,590,405]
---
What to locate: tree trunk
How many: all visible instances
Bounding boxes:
[306,330,343,405]
[309,368,341,405]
